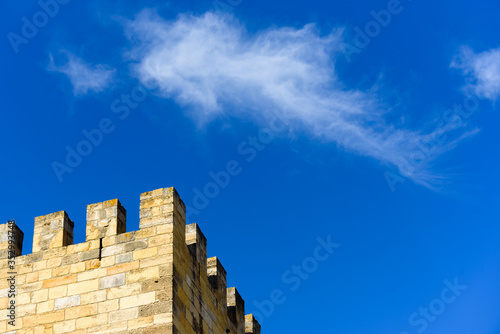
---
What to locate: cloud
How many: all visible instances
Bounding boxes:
[451,46,500,101]
[48,51,115,96]
[123,10,475,189]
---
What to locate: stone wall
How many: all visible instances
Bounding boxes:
[0,187,261,334]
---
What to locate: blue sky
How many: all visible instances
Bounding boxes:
[1,0,500,332]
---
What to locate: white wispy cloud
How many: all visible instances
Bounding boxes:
[122,10,475,189]
[451,46,500,101]
[48,51,115,96]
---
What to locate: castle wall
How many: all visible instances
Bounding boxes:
[0,187,261,334]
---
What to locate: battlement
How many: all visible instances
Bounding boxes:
[0,187,261,334]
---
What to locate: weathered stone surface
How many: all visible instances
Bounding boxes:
[99,273,126,290]
[0,221,23,258]
[54,295,81,310]
[0,187,261,333]
[33,211,74,252]
[86,199,127,241]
